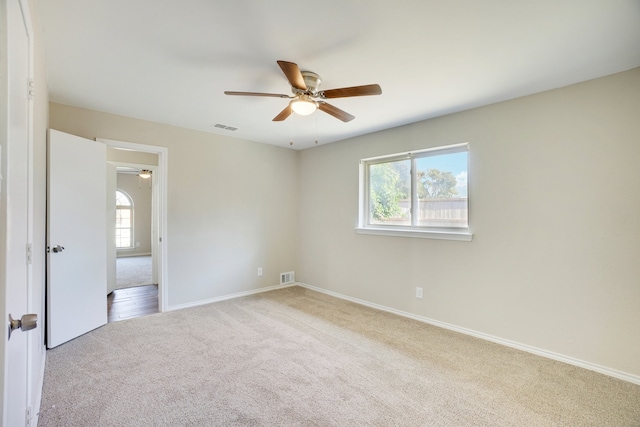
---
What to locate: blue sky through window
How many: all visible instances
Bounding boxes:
[416,152,468,197]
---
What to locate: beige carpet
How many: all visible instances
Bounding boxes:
[38,287,640,426]
[116,255,153,290]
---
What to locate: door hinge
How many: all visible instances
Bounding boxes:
[26,243,32,264]
[27,78,35,100]
[26,406,33,426]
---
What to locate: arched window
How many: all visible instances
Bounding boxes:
[115,190,134,248]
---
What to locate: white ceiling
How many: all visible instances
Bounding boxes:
[37,0,640,150]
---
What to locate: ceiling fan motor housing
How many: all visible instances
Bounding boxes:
[301,71,322,94]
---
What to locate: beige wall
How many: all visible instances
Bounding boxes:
[107,147,158,165]
[297,68,640,378]
[116,173,152,256]
[50,103,299,307]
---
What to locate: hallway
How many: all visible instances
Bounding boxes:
[107,285,158,322]
[109,254,158,322]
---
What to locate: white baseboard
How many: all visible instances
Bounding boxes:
[116,252,151,258]
[166,283,297,312]
[297,282,640,386]
[32,346,46,426]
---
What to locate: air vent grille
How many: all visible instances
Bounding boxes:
[213,123,238,131]
[280,271,295,285]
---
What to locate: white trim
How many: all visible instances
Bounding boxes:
[361,142,469,163]
[98,138,169,312]
[167,283,297,312]
[355,226,473,241]
[296,282,640,386]
[22,0,37,423]
[358,162,366,227]
[31,350,46,427]
[110,161,157,171]
[116,252,152,258]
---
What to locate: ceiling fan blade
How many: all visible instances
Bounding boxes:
[321,84,382,99]
[224,91,291,98]
[272,105,292,121]
[318,102,355,122]
[277,60,307,91]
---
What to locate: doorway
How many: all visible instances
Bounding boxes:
[109,164,158,322]
[100,138,168,316]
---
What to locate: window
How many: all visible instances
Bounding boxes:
[357,143,471,241]
[115,190,134,248]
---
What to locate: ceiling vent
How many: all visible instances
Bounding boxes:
[213,123,237,131]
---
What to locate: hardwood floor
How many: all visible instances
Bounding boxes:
[107,285,158,322]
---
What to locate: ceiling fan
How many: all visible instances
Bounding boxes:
[224,60,382,122]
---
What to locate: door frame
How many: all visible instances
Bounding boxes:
[1,0,41,424]
[98,139,168,312]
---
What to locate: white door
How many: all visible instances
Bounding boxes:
[3,0,36,425]
[47,130,107,348]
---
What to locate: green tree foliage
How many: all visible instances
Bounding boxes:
[369,162,408,220]
[370,162,458,221]
[418,168,458,199]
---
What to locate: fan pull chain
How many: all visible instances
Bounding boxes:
[289,114,294,146]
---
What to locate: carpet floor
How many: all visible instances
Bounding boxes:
[116,255,153,290]
[38,286,640,426]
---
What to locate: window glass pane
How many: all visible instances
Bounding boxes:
[115,209,131,228]
[116,233,131,248]
[415,151,468,228]
[115,230,130,248]
[115,190,131,206]
[369,159,411,226]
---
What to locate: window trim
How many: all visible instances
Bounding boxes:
[356,143,472,241]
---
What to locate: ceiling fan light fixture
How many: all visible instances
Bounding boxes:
[138,169,152,179]
[290,97,317,116]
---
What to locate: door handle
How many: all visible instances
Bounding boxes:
[50,245,65,253]
[8,314,37,340]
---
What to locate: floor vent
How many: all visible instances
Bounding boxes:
[280,271,295,285]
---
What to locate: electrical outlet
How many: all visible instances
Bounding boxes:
[416,287,423,299]
[257,268,263,277]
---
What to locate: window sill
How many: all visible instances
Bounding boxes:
[355,227,473,241]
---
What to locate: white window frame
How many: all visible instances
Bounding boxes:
[356,143,472,241]
[115,189,134,249]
